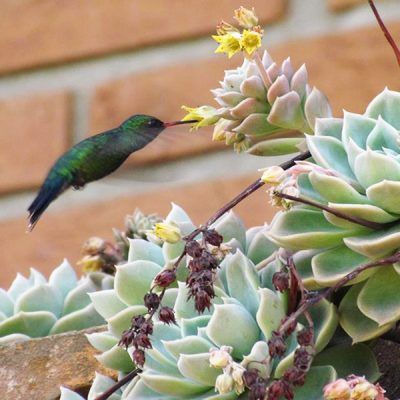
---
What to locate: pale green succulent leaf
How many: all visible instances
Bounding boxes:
[206,304,259,359]
[306,135,357,182]
[48,259,78,299]
[313,343,380,381]
[256,288,286,340]
[353,149,400,189]
[60,386,86,400]
[0,311,56,337]
[163,241,185,264]
[339,283,393,342]
[366,180,400,213]
[88,373,122,400]
[178,352,220,386]
[122,377,177,399]
[246,227,277,265]
[357,266,400,325]
[312,245,373,287]
[108,305,147,337]
[268,208,361,250]
[365,87,400,129]
[96,344,134,373]
[342,111,375,150]
[150,322,182,361]
[140,370,208,397]
[0,289,14,317]
[86,331,118,352]
[114,261,161,306]
[247,137,304,156]
[240,75,266,100]
[292,366,337,400]
[62,277,98,315]
[231,98,269,120]
[344,223,400,258]
[7,273,32,302]
[308,171,370,205]
[267,75,290,105]
[293,250,323,290]
[28,268,47,285]
[297,173,327,205]
[0,333,31,345]
[290,64,308,99]
[127,239,164,266]
[211,211,246,249]
[180,316,212,337]
[51,304,104,334]
[314,117,343,140]
[304,87,332,130]
[89,289,127,320]
[346,138,365,173]
[166,203,194,226]
[219,251,259,317]
[163,336,213,359]
[233,113,280,136]
[366,116,400,151]
[14,284,63,317]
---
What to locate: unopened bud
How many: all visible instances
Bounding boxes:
[215,373,234,394]
[153,222,181,243]
[260,166,285,185]
[209,346,233,369]
[323,379,351,400]
[82,236,107,255]
[234,6,259,29]
[154,269,176,287]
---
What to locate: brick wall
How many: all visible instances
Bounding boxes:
[1,0,399,286]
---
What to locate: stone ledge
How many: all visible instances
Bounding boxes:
[0,326,115,400]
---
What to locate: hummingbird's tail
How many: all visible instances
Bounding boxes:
[27,176,68,231]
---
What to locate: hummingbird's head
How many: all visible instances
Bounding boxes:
[122,114,198,133]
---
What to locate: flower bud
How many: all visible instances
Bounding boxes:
[215,372,234,394]
[204,229,224,247]
[323,379,351,400]
[144,292,160,311]
[234,6,259,29]
[82,236,107,255]
[132,348,146,366]
[351,382,379,400]
[260,166,285,185]
[209,346,233,369]
[154,269,176,287]
[158,306,176,325]
[153,222,181,244]
[77,255,104,273]
[272,271,289,292]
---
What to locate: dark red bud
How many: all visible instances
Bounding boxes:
[144,292,160,311]
[158,306,176,325]
[268,331,287,358]
[194,289,212,313]
[283,367,306,386]
[185,240,203,258]
[134,332,152,349]
[296,327,314,346]
[243,368,260,388]
[272,271,290,292]
[132,348,146,366]
[204,229,224,246]
[154,269,176,287]
[294,347,313,371]
[250,382,267,400]
[267,381,285,400]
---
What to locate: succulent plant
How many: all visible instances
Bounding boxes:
[0,260,112,345]
[60,205,379,400]
[267,88,400,343]
[211,50,332,155]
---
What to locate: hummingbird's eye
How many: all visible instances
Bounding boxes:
[147,119,162,128]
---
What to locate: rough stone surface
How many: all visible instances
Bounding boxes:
[0,92,71,193]
[0,0,286,74]
[0,326,116,400]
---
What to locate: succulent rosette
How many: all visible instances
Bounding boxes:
[0,260,112,344]
[60,205,380,400]
[267,88,400,342]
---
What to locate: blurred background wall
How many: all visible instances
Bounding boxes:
[1,0,400,286]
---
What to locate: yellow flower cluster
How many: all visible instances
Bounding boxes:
[212,29,262,58]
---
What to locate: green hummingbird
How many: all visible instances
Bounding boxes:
[27,114,196,230]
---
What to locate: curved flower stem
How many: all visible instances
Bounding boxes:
[279,251,400,335]
[368,0,400,68]
[254,51,272,87]
[94,368,141,400]
[273,191,387,230]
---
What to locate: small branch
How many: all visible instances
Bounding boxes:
[368,0,400,68]
[94,368,141,400]
[273,191,387,231]
[204,151,311,228]
[279,251,400,335]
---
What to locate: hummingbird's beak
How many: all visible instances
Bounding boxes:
[163,120,198,127]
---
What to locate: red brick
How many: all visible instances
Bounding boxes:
[0,0,286,74]
[0,93,71,193]
[0,173,273,287]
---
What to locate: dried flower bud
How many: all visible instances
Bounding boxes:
[209,346,233,369]
[283,367,306,386]
[215,372,235,394]
[323,379,351,400]
[294,347,313,371]
[268,381,285,400]
[194,289,212,313]
[297,327,314,346]
[204,229,224,247]
[231,363,246,394]
[280,316,297,336]
[272,271,290,292]
[268,331,287,358]
[185,240,203,258]
[154,269,176,287]
[119,329,135,348]
[243,368,260,388]
[234,6,259,29]
[250,381,267,400]
[134,332,152,349]
[82,236,107,255]
[144,292,160,312]
[158,306,176,325]
[132,315,146,328]
[140,320,154,335]
[132,348,146,366]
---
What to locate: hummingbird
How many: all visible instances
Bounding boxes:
[27,114,196,231]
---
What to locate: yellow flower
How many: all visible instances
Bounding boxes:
[260,166,285,185]
[212,32,242,58]
[153,222,181,244]
[240,29,262,56]
[234,6,259,29]
[77,255,104,273]
[181,105,219,130]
